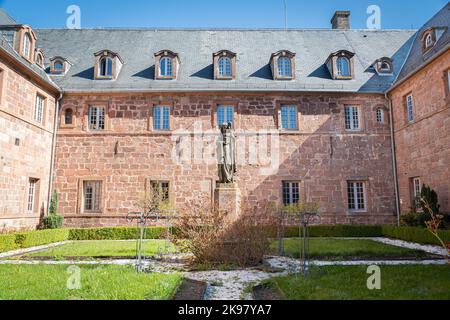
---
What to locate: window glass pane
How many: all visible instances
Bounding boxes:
[345,106,359,130]
[160,57,172,77]
[278,57,291,77]
[407,95,414,122]
[218,57,231,77]
[337,57,350,76]
[348,181,365,211]
[376,109,383,123]
[217,106,233,127]
[281,106,297,130]
[65,109,73,125]
[282,181,300,206]
[84,181,101,211]
[27,179,37,212]
[88,106,105,130]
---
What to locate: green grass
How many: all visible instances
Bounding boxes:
[273,265,450,300]
[271,238,431,260]
[0,264,182,300]
[24,240,176,259]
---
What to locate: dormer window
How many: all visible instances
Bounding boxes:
[23,33,31,59]
[154,50,180,80]
[326,50,355,80]
[425,34,433,48]
[49,56,71,75]
[213,50,236,80]
[15,26,37,62]
[421,28,436,53]
[372,57,394,75]
[270,50,296,80]
[35,49,45,68]
[94,50,123,80]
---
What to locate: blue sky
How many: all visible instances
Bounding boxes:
[0,0,447,29]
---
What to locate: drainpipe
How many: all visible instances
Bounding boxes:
[386,92,401,226]
[47,91,64,215]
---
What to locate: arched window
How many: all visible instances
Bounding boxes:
[99,57,113,77]
[278,57,291,78]
[337,57,350,77]
[160,57,172,77]
[64,108,73,125]
[54,61,63,71]
[23,33,31,59]
[36,54,43,67]
[218,57,232,77]
[380,61,390,71]
[425,34,433,48]
[376,108,384,124]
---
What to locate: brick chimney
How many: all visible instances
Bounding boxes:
[331,11,351,29]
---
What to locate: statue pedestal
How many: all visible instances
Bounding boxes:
[215,183,241,221]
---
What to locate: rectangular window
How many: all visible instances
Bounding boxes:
[411,177,421,210]
[406,95,414,123]
[34,94,45,124]
[217,106,234,127]
[280,105,298,130]
[27,178,38,212]
[376,109,384,124]
[282,181,300,206]
[151,181,170,204]
[153,106,170,130]
[344,106,360,130]
[88,106,105,130]
[347,181,366,211]
[83,181,102,212]
[447,70,450,93]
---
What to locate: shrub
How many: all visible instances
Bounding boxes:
[42,215,64,229]
[381,226,450,246]
[308,225,383,237]
[401,211,450,229]
[68,227,168,240]
[15,229,69,248]
[0,234,18,253]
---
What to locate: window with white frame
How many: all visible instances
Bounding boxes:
[347,181,366,211]
[99,57,113,77]
[406,94,414,123]
[88,106,105,131]
[23,33,31,59]
[160,57,173,77]
[344,106,360,130]
[153,106,170,130]
[282,181,300,206]
[218,57,232,78]
[217,105,234,127]
[278,57,292,78]
[376,108,384,124]
[27,178,38,212]
[280,105,298,130]
[83,181,102,212]
[34,94,45,124]
[412,177,421,210]
[337,57,351,77]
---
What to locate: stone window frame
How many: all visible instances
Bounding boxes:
[282,180,301,206]
[77,178,106,214]
[26,177,40,214]
[145,178,175,207]
[34,49,45,69]
[15,27,36,63]
[345,179,369,214]
[154,50,180,80]
[148,101,174,132]
[60,106,76,129]
[404,93,414,124]
[33,92,46,126]
[342,104,364,132]
[49,56,71,75]
[275,101,301,132]
[420,28,436,53]
[373,57,394,75]
[94,50,124,80]
[270,50,296,80]
[326,50,355,80]
[444,68,450,102]
[83,101,110,132]
[212,101,239,130]
[213,50,237,80]
[409,177,422,211]
[375,106,386,125]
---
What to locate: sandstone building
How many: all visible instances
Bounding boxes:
[0,4,448,230]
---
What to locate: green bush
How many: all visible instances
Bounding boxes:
[42,215,65,229]
[401,211,450,229]
[0,234,18,253]
[15,229,69,248]
[381,226,450,246]
[68,227,169,241]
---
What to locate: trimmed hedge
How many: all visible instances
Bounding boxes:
[15,229,70,248]
[0,234,18,253]
[381,226,450,246]
[280,225,383,238]
[68,227,170,241]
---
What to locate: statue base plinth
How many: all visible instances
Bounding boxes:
[215,183,241,221]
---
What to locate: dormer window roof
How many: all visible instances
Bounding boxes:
[372,57,394,75]
[14,26,37,62]
[154,50,180,80]
[49,56,71,75]
[325,50,355,80]
[213,50,236,80]
[94,50,123,80]
[270,50,296,80]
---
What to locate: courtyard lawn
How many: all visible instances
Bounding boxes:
[0,264,182,300]
[271,238,431,260]
[272,265,450,300]
[24,240,176,259]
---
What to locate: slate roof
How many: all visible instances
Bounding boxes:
[34,28,416,93]
[0,9,16,25]
[394,2,450,86]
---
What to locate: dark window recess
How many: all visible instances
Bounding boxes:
[15,138,20,146]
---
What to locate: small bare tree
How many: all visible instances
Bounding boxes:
[421,198,449,263]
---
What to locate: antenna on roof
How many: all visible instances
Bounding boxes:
[283,0,288,30]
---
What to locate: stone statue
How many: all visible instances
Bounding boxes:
[218,122,237,183]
